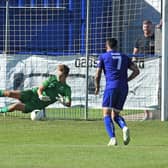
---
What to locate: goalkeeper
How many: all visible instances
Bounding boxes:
[0,64,71,113]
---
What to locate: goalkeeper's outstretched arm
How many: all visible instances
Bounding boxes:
[37,85,44,97]
[56,94,71,107]
[37,85,51,102]
[63,101,71,107]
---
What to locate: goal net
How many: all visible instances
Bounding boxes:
[0,0,161,120]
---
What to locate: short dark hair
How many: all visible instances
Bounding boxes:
[58,64,70,77]
[143,20,152,25]
[63,64,70,76]
[106,38,118,49]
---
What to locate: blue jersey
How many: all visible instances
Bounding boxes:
[97,50,132,89]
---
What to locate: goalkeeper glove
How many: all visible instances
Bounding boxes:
[56,94,64,104]
[39,95,51,102]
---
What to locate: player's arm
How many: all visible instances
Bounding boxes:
[37,77,50,97]
[64,87,71,107]
[57,88,71,107]
[57,95,71,107]
[132,47,139,62]
[37,85,51,101]
[64,101,71,107]
[37,78,51,101]
[95,54,103,95]
[58,95,71,107]
[95,68,102,95]
[37,85,45,97]
[132,38,140,62]
[128,62,140,82]
[133,47,139,55]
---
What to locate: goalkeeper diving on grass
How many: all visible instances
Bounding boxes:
[0,64,71,113]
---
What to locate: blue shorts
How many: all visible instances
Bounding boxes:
[102,87,128,110]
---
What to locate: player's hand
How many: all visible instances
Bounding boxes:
[39,95,51,102]
[56,94,71,107]
[95,88,99,95]
[56,94,64,103]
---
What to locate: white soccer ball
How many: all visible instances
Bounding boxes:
[30,109,44,121]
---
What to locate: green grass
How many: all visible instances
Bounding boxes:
[0,117,167,168]
[7,108,143,120]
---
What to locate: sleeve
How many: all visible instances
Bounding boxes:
[64,87,71,103]
[134,39,140,49]
[97,54,104,68]
[42,76,53,88]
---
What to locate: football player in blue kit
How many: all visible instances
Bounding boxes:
[95,38,140,146]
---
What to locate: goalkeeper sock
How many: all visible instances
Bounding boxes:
[114,115,127,129]
[104,116,115,138]
[0,90,4,97]
[0,107,9,113]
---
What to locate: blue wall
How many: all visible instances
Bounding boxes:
[0,0,79,54]
[0,0,160,55]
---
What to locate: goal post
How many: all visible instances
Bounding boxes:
[161,0,168,121]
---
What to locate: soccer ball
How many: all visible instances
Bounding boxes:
[30,109,44,121]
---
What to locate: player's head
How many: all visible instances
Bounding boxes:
[142,20,153,34]
[105,38,118,51]
[57,64,70,78]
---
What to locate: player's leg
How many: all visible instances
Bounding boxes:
[102,89,117,146]
[113,87,128,129]
[0,90,38,113]
[113,110,127,129]
[103,109,117,146]
[112,87,130,145]
[112,110,130,145]
[0,90,21,99]
[0,102,25,113]
[142,109,149,121]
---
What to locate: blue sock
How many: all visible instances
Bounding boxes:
[114,115,127,129]
[104,116,115,138]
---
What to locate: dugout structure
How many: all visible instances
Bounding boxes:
[0,0,162,120]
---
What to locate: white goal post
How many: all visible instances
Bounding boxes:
[161,0,168,121]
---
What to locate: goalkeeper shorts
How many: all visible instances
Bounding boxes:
[20,90,47,113]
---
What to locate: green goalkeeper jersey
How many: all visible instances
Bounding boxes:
[32,75,71,105]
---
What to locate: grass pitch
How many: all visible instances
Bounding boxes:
[0,117,168,168]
